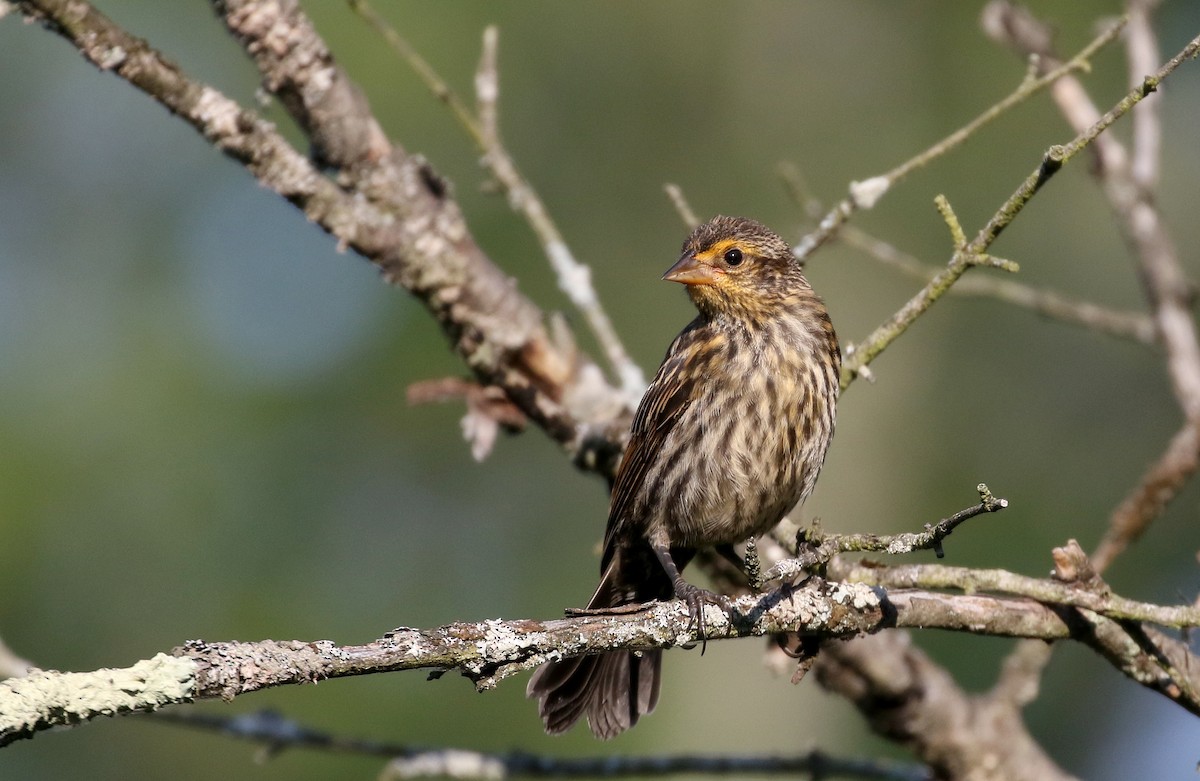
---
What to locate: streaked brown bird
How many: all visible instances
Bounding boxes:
[527,215,840,739]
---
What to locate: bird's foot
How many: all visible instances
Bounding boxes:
[674,581,729,652]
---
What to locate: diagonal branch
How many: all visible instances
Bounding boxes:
[349,2,646,401]
[793,16,1125,262]
[14,0,632,478]
[839,27,1200,388]
[984,1,1200,712]
[837,223,1159,347]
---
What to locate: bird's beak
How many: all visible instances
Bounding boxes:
[662,253,721,286]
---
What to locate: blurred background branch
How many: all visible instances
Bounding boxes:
[148,709,934,781]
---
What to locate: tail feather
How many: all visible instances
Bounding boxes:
[528,646,661,740]
[527,547,670,739]
[528,655,597,735]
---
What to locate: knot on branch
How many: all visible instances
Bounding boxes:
[1050,539,1106,593]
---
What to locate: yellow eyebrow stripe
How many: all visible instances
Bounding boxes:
[695,238,741,262]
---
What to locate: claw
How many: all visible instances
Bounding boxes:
[674,580,729,654]
[649,539,730,653]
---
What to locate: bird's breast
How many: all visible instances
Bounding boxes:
[644,322,837,547]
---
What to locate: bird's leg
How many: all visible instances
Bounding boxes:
[649,537,727,642]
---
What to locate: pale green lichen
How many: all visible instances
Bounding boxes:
[1,654,195,740]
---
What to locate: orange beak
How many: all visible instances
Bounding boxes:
[662,253,722,286]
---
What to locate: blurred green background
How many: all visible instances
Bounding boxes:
[3,1,1200,778]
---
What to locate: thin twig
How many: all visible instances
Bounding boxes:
[837,484,1007,559]
[839,28,1200,388]
[351,3,646,402]
[347,0,484,148]
[1126,0,1163,189]
[784,161,1156,347]
[150,710,933,781]
[982,0,1200,718]
[838,225,1159,346]
[470,28,646,401]
[664,183,700,229]
[766,485,1009,582]
[793,16,1126,262]
[784,158,1155,347]
[997,0,1200,556]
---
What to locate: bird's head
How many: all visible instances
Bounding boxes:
[664,215,809,322]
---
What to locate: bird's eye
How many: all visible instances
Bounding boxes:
[723,248,744,266]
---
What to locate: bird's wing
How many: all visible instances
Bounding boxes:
[601,318,708,566]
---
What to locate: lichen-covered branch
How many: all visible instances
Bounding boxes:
[842,562,1200,629]
[15,0,631,478]
[767,484,1009,582]
[0,578,878,746]
[350,2,647,402]
[5,571,1200,747]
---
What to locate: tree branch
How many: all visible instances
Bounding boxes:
[983,1,1200,715]
[816,633,1078,781]
[839,26,1200,388]
[793,16,1125,262]
[349,2,647,402]
[7,566,1200,746]
[9,3,1199,779]
[767,484,1009,582]
[836,222,1159,347]
[14,0,632,478]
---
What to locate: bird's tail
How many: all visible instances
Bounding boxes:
[526,550,665,739]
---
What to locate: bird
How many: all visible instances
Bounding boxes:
[527,215,841,739]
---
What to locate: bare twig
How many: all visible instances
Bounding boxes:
[838,483,1007,558]
[982,0,1200,720]
[350,3,646,402]
[779,162,1158,346]
[407,377,528,461]
[839,28,1200,388]
[989,1,1200,564]
[838,225,1158,346]
[151,709,933,781]
[793,16,1126,262]
[470,27,646,402]
[664,183,700,229]
[768,485,1009,583]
